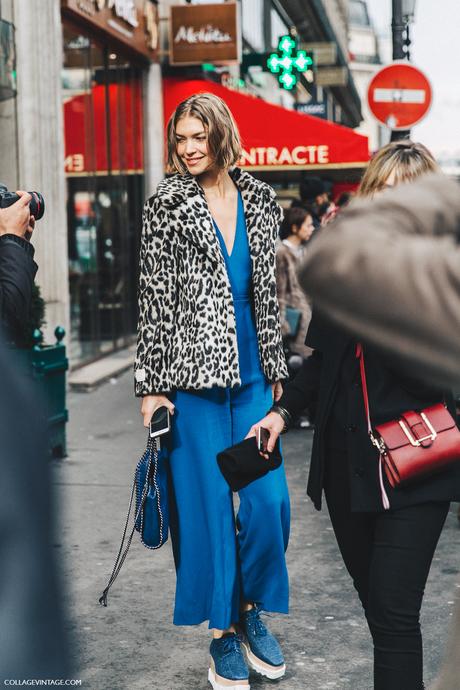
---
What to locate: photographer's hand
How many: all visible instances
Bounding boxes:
[0,191,32,238]
[25,215,35,242]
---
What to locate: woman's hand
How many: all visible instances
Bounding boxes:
[272,381,283,402]
[141,394,175,428]
[246,411,285,455]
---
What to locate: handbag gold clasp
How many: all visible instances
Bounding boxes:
[399,413,437,447]
[369,431,387,454]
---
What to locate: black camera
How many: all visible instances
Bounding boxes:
[0,183,45,220]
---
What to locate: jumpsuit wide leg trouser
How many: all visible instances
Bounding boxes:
[168,192,290,630]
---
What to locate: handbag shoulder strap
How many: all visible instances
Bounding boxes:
[356,343,390,510]
[356,343,372,435]
[99,435,157,607]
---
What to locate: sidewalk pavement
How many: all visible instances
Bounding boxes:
[53,371,460,690]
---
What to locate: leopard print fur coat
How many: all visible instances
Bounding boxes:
[134,167,288,396]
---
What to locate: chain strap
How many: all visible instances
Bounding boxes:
[139,435,166,551]
[99,435,164,606]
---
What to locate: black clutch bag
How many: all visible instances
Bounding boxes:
[217,437,282,491]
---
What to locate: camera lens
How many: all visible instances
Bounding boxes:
[29,192,45,220]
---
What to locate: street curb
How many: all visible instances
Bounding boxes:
[69,345,135,392]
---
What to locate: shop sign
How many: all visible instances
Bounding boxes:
[170,2,240,66]
[315,66,348,87]
[61,0,159,60]
[295,101,327,119]
[239,145,330,168]
[300,42,337,66]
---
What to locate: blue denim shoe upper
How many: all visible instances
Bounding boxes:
[210,633,249,682]
[240,606,284,667]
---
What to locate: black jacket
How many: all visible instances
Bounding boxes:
[280,311,460,512]
[0,234,37,345]
[0,335,70,679]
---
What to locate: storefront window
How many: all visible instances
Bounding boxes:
[62,25,144,364]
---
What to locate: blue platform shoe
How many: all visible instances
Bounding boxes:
[240,606,286,680]
[208,633,250,690]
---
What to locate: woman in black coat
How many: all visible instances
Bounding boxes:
[250,142,460,690]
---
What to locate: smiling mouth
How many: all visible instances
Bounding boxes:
[185,157,204,164]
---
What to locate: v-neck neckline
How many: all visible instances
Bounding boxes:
[212,192,240,259]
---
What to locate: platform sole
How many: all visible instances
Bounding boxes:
[241,642,286,680]
[208,660,250,690]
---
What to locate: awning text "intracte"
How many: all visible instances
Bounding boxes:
[240,145,330,166]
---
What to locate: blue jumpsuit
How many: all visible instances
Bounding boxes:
[168,191,290,630]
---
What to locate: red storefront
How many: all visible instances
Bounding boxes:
[61,0,158,364]
[163,78,370,201]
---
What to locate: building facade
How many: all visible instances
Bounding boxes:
[0,0,367,368]
[348,0,386,150]
[0,0,163,366]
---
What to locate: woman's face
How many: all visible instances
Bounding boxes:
[297,215,315,242]
[175,116,213,176]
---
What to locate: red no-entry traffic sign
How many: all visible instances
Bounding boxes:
[367,62,432,130]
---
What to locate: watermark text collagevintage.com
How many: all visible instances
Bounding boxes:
[4,681,82,687]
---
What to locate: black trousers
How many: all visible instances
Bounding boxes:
[324,449,449,690]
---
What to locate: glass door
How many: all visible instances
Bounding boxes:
[62,24,144,364]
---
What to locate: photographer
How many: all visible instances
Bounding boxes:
[0,191,37,345]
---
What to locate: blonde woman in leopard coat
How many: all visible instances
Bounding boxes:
[134,93,290,690]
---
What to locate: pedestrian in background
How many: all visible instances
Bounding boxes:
[319,191,339,226]
[135,93,290,690]
[296,172,460,389]
[335,191,353,210]
[296,171,460,690]
[296,176,327,229]
[249,141,460,690]
[276,206,314,360]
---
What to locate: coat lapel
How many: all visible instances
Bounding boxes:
[157,169,274,266]
[232,168,272,262]
[158,174,224,266]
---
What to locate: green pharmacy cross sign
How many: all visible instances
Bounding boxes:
[267,35,314,90]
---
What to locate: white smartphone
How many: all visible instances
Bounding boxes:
[257,426,270,453]
[149,406,171,439]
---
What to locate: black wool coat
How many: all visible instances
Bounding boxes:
[279,311,460,512]
[0,234,37,346]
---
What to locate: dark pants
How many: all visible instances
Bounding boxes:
[324,449,449,690]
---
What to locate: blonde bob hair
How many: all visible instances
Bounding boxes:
[358,140,439,198]
[166,93,242,175]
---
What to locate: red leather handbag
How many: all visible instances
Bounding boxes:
[356,344,460,509]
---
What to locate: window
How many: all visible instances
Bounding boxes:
[349,0,371,28]
[271,8,289,49]
[242,0,264,51]
[62,24,144,364]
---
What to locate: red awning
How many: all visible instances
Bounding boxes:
[163,78,370,172]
